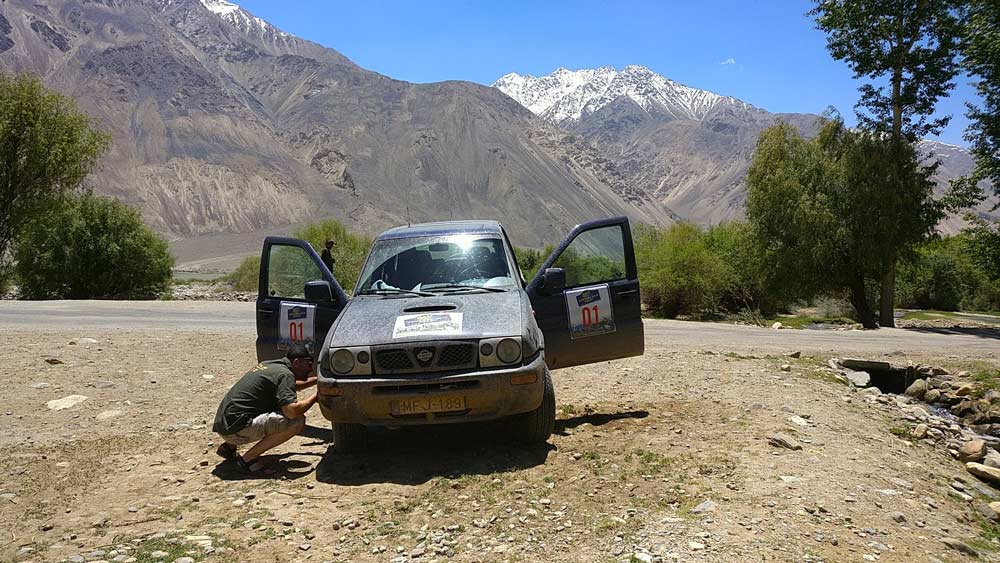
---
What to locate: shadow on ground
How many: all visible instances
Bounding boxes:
[314,409,649,486]
[902,326,1000,341]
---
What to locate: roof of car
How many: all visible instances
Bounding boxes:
[377,220,504,241]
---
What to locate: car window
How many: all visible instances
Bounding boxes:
[357,235,516,292]
[268,244,323,299]
[552,225,627,288]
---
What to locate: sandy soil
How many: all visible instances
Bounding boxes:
[2,324,999,563]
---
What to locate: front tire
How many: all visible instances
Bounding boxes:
[332,422,367,453]
[510,368,555,443]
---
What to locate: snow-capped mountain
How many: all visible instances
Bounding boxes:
[198,0,288,39]
[493,65,752,124]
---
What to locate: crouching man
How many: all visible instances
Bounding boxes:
[213,343,318,474]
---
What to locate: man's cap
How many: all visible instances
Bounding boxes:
[286,343,311,360]
[325,238,334,245]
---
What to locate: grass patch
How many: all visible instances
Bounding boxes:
[969,519,1000,553]
[889,426,911,439]
[766,316,856,329]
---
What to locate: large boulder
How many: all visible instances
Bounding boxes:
[924,389,942,403]
[960,440,989,463]
[967,462,1000,486]
[845,370,871,387]
[904,379,928,400]
[842,358,892,372]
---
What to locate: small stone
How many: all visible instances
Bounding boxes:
[691,500,717,514]
[46,395,88,410]
[925,389,942,403]
[771,322,782,330]
[781,364,791,372]
[941,537,978,556]
[788,351,801,358]
[787,415,810,427]
[74,337,99,345]
[173,558,195,563]
[959,440,988,463]
[688,541,705,550]
[888,511,906,523]
[31,382,50,389]
[957,384,976,397]
[845,370,871,387]
[298,544,311,551]
[912,423,929,439]
[768,433,802,451]
[44,357,64,365]
[984,449,1000,469]
[96,410,123,421]
[201,374,214,380]
[150,551,168,559]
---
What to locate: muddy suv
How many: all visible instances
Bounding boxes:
[255,217,644,452]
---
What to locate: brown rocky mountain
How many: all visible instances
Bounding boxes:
[496,66,997,234]
[0,0,678,269]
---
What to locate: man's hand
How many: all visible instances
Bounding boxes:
[281,392,318,419]
[295,376,318,391]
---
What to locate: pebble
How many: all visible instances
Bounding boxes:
[941,537,978,556]
[688,541,705,550]
[173,558,195,563]
[691,500,717,514]
[46,395,88,410]
[887,511,906,523]
[298,544,311,551]
[768,433,803,451]
[150,551,168,559]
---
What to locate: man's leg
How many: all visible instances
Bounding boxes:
[241,416,305,464]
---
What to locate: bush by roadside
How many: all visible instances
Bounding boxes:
[14,194,174,299]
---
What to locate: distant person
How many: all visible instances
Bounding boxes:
[213,344,318,475]
[321,239,335,272]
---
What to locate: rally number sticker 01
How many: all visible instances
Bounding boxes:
[392,312,463,339]
[279,303,316,349]
[565,284,615,339]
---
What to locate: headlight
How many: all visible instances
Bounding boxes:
[331,349,355,374]
[496,338,521,364]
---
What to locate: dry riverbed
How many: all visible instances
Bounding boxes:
[1,325,999,563]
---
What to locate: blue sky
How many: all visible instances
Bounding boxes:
[239,0,979,146]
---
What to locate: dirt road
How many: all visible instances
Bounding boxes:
[1,302,999,562]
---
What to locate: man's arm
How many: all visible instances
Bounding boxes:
[295,376,317,391]
[281,393,318,419]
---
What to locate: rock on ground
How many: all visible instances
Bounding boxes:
[46,395,88,411]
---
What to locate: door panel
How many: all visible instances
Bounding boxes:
[256,237,349,361]
[526,217,644,369]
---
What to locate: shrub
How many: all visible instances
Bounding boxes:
[634,222,732,318]
[293,220,372,293]
[14,194,174,299]
[514,246,547,281]
[222,255,261,292]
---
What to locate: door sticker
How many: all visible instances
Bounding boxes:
[565,284,616,339]
[392,313,463,339]
[279,302,316,349]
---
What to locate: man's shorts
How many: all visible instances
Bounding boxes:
[219,412,304,446]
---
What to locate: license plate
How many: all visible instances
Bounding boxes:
[392,396,466,415]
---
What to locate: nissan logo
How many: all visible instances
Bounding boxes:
[416,348,434,364]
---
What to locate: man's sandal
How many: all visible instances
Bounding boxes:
[236,456,277,476]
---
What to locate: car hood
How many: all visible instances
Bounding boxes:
[330,290,525,346]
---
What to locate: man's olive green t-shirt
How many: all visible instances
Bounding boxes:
[213,358,298,435]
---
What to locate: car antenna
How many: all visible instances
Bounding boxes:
[406,205,411,227]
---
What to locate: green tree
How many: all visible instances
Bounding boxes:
[293,219,373,293]
[0,73,110,272]
[961,0,1000,196]
[811,0,965,327]
[747,119,941,328]
[14,194,174,299]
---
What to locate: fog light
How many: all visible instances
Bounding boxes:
[496,338,521,364]
[357,350,370,364]
[511,373,537,385]
[331,349,355,374]
[480,342,494,356]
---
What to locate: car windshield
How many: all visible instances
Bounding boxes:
[356,234,517,294]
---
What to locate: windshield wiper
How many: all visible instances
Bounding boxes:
[357,288,435,297]
[423,283,508,293]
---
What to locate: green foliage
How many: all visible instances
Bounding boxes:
[897,233,1000,312]
[634,222,731,318]
[0,72,110,272]
[811,0,964,141]
[961,1,1000,197]
[14,194,174,299]
[514,246,547,281]
[293,219,372,293]
[222,255,261,292]
[746,118,942,328]
[552,246,624,288]
[963,218,1000,281]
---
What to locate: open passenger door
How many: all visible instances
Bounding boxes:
[255,237,350,361]
[525,217,644,369]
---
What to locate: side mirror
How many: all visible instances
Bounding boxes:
[304,280,334,302]
[541,267,566,295]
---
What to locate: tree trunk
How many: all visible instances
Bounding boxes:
[849,277,877,330]
[880,261,896,328]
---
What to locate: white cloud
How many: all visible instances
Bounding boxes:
[720,58,736,65]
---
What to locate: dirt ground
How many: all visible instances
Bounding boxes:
[2,324,1000,563]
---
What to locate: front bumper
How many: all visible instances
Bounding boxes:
[317,354,546,426]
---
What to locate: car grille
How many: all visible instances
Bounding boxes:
[372,341,477,375]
